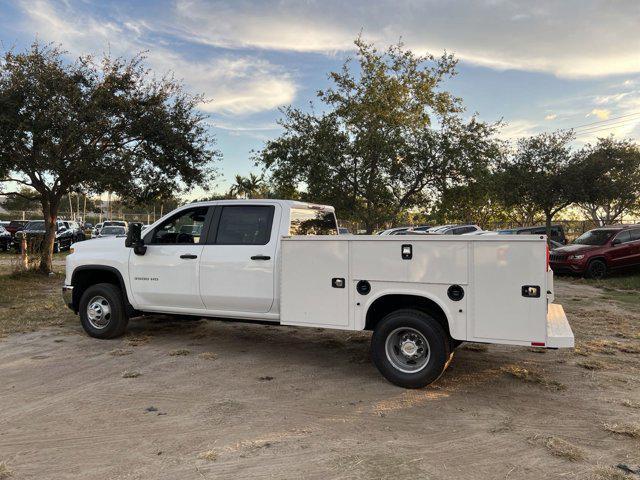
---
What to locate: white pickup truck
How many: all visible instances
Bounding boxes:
[63,199,573,388]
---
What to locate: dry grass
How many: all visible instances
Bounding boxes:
[0,462,11,479]
[591,466,632,480]
[169,349,191,356]
[122,370,141,378]
[501,365,565,390]
[199,352,217,360]
[603,422,640,438]
[462,343,488,352]
[577,359,605,370]
[0,268,74,336]
[125,334,152,347]
[544,436,584,461]
[617,343,640,354]
[109,348,132,356]
[621,399,640,409]
[197,450,218,461]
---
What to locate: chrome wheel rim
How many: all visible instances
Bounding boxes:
[86,296,111,329]
[385,327,430,373]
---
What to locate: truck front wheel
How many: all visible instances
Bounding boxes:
[371,309,451,388]
[79,283,129,339]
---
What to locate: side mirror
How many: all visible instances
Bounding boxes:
[612,238,621,246]
[126,223,147,255]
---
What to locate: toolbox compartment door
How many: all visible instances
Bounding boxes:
[281,239,351,329]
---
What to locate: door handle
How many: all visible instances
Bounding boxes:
[180,254,198,259]
[250,255,271,260]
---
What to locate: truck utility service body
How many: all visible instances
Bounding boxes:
[64,199,573,388]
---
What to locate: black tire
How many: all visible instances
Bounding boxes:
[371,309,451,388]
[79,283,129,339]
[586,259,607,279]
[53,241,59,253]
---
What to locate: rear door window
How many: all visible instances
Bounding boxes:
[615,230,631,244]
[289,209,338,235]
[628,229,640,242]
[215,206,274,245]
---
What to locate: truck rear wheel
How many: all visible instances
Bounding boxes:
[371,309,451,388]
[79,283,129,339]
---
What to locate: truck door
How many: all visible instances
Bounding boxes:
[129,206,211,310]
[199,204,280,313]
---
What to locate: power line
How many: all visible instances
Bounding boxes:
[575,121,640,136]
[572,111,640,130]
[574,117,640,134]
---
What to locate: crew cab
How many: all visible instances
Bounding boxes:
[63,199,573,388]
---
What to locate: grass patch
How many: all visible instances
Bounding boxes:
[122,370,140,378]
[0,267,75,336]
[462,343,488,352]
[603,422,640,438]
[197,450,218,461]
[544,436,584,461]
[169,349,191,356]
[125,334,152,347]
[501,365,565,390]
[0,462,11,479]
[109,349,132,356]
[199,352,217,360]
[577,359,605,370]
[574,270,640,291]
[591,466,632,480]
[621,399,640,409]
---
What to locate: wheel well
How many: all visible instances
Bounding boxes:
[71,268,123,312]
[365,294,450,336]
[588,256,607,266]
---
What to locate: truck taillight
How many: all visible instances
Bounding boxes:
[546,243,550,271]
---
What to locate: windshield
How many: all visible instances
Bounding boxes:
[101,226,125,235]
[573,229,616,246]
[25,221,45,230]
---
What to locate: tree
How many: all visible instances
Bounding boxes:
[0,42,219,272]
[573,137,640,225]
[256,37,500,232]
[3,186,40,212]
[496,131,576,240]
[228,173,267,199]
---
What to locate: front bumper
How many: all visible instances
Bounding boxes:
[62,285,74,309]
[550,261,585,274]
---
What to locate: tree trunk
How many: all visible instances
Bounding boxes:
[544,210,553,244]
[39,195,60,274]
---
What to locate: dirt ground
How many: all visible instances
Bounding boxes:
[1,272,639,479]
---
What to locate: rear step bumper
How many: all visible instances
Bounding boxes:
[546,303,574,348]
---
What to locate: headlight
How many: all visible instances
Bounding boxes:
[569,254,585,260]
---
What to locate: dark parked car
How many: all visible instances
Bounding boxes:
[13,220,75,253]
[0,225,12,251]
[549,225,640,279]
[63,220,86,242]
[5,220,28,236]
[498,225,567,245]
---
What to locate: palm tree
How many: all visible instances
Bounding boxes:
[228,173,266,199]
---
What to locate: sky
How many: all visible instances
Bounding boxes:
[1,0,639,194]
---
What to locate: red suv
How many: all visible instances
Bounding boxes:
[550,225,640,279]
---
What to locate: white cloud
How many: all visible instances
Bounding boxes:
[589,108,611,120]
[172,0,640,79]
[19,0,297,115]
[544,114,557,121]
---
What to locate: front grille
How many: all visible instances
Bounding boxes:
[550,253,567,262]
